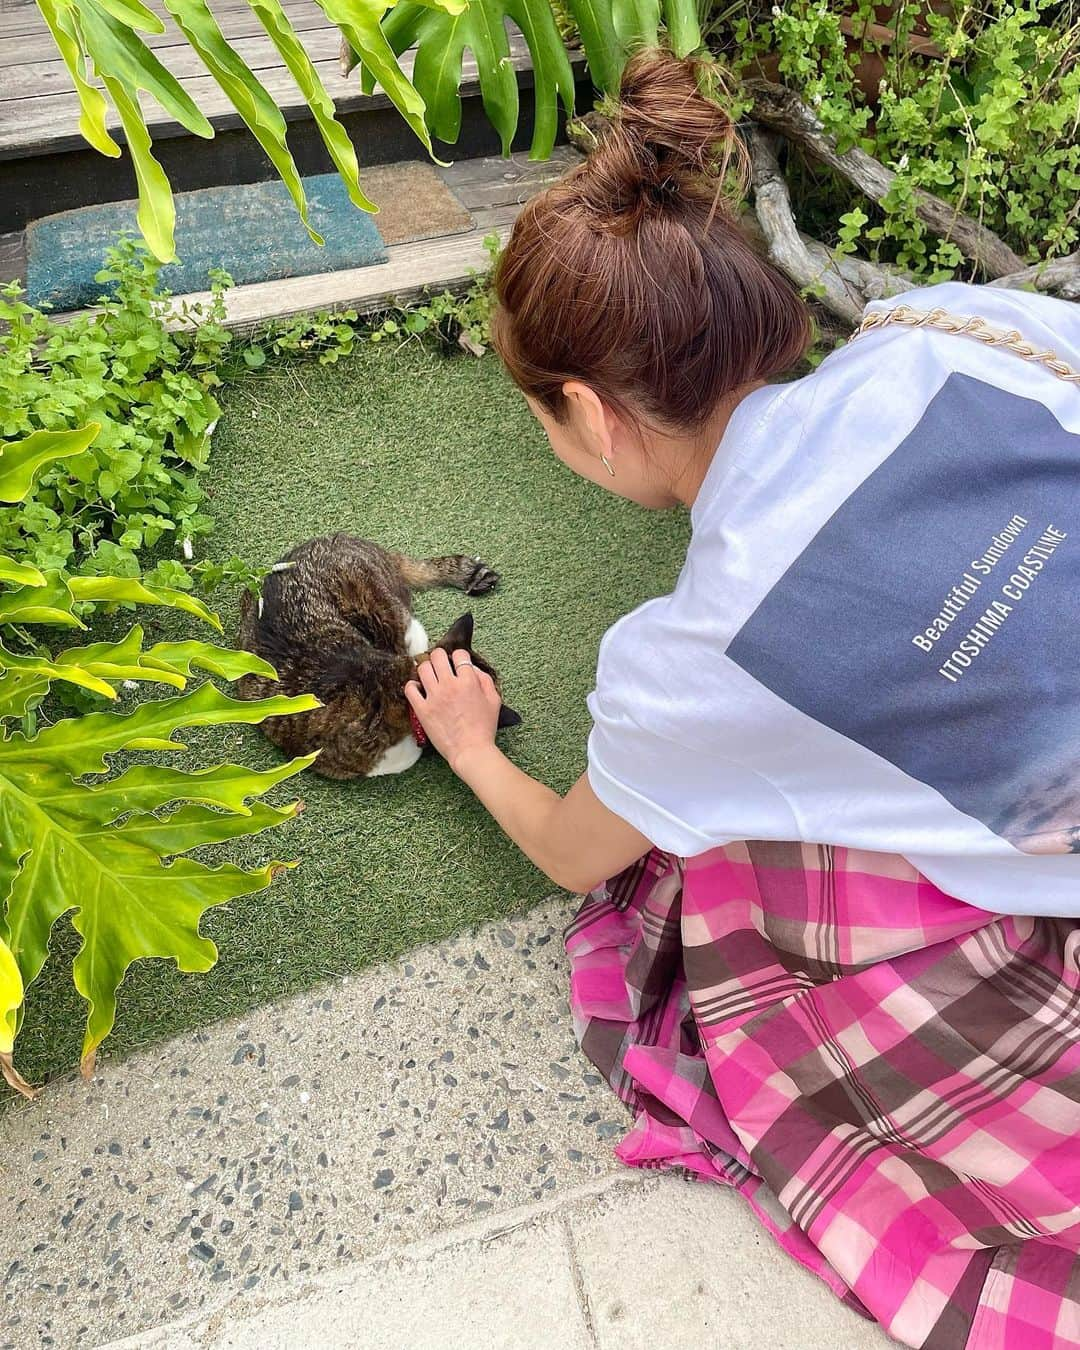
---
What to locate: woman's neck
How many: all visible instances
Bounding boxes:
[660,381,764,509]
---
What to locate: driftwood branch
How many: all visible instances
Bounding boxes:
[749,128,871,326]
[988,250,1080,301]
[744,78,1025,279]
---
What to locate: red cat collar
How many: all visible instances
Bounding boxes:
[409,704,428,748]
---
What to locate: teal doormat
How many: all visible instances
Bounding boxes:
[26,173,389,312]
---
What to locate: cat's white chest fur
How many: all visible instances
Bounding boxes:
[366,614,428,777]
[404,616,428,656]
[367,734,423,777]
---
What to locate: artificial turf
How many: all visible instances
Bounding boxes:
[16,341,691,1084]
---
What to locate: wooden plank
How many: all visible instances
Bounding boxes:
[440,147,577,201]
[4,24,342,98]
[0,32,581,159]
[0,228,26,284]
[163,209,519,332]
[1,0,328,64]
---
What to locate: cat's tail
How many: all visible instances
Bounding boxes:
[393,553,500,596]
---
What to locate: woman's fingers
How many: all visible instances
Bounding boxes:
[417,660,438,694]
[452,649,475,677]
[404,680,424,708]
[429,648,453,680]
[476,668,499,705]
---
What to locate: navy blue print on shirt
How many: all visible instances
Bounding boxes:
[727,373,1080,854]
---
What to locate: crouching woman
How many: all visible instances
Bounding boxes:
[406,47,1080,1349]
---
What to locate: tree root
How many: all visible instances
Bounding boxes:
[744,78,1025,279]
[749,129,869,326]
[988,251,1080,301]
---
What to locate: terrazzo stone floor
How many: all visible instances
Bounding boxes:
[2,896,627,1348]
[2,896,890,1350]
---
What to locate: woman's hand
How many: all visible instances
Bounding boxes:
[406,650,651,893]
[405,648,501,775]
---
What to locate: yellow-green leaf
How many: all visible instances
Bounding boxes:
[370,0,574,158]
[100,75,178,261]
[68,575,223,630]
[250,0,377,213]
[0,683,316,1075]
[0,936,22,1056]
[0,935,33,1098]
[34,0,121,157]
[93,0,165,32]
[318,0,433,153]
[0,558,47,589]
[77,0,214,137]
[161,0,326,244]
[0,425,100,504]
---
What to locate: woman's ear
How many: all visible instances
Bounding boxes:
[562,381,618,460]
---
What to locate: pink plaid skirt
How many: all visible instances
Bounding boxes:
[566,844,1080,1348]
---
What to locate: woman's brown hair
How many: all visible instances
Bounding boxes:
[492,48,811,432]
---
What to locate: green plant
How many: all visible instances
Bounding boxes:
[0,237,232,586]
[36,0,701,263]
[0,426,317,1096]
[731,0,1080,276]
[239,231,503,368]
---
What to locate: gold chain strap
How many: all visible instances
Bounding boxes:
[852,304,1080,385]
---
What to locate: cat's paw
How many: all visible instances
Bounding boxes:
[465,558,500,595]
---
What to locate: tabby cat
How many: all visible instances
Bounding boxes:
[236,534,520,779]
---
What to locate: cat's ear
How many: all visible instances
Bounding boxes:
[440,611,475,652]
[497,704,522,730]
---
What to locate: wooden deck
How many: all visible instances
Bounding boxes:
[0,0,590,230]
[0,0,574,158]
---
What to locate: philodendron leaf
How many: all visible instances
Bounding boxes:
[0,426,100,504]
[561,0,620,93]
[0,626,277,721]
[75,0,214,136]
[141,639,277,683]
[0,682,318,1072]
[160,0,328,244]
[101,75,179,262]
[368,0,574,158]
[33,0,121,158]
[113,799,301,854]
[1,680,318,775]
[662,0,702,58]
[611,0,658,50]
[0,936,32,1099]
[0,577,84,629]
[0,644,119,705]
[46,755,319,825]
[317,0,434,153]
[73,0,214,261]
[0,558,47,589]
[92,0,165,32]
[0,936,22,1056]
[68,575,222,630]
[249,0,377,214]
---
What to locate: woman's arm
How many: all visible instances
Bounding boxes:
[405,649,652,892]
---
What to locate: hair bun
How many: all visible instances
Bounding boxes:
[574,48,745,230]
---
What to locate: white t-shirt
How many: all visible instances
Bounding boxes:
[587,282,1080,916]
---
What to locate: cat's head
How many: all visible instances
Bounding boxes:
[420,612,522,732]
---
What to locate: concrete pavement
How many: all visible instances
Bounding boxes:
[0,897,891,1350]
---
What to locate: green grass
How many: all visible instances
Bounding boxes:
[17,341,690,1084]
